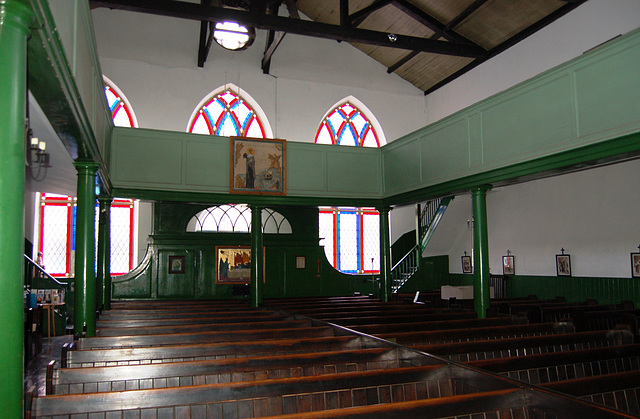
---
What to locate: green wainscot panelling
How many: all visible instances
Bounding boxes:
[383,138,422,195]
[505,275,640,308]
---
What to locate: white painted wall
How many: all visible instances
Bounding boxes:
[91,8,427,144]
[425,0,640,124]
[426,158,640,278]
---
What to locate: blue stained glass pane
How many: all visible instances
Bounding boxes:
[337,123,357,146]
[240,113,252,131]
[325,120,337,138]
[358,121,370,141]
[337,211,359,273]
[71,206,77,251]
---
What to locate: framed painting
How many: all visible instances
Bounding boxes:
[168,255,185,274]
[461,255,472,274]
[230,137,286,195]
[216,246,252,284]
[502,255,515,275]
[631,253,640,278]
[556,254,571,277]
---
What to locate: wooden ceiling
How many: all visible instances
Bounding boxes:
[91,0,588,94]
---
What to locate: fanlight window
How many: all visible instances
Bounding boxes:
[189,89,266,138]
[187,204,291,234]
[315,102,381,147]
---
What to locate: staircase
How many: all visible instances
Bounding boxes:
[391,196,453,293]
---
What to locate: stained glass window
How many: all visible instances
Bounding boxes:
[187,204,291,234]
[38,196,135,277]
[315,102,381,147]
[103,77,137,128]
[316,99,384,274]
[189,89,266,138]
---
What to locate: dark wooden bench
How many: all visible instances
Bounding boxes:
[30,363,516,418]
[96,312,293,328]
[307,306,474,321]
[78,325,336,350]
[348,316,519,335]
[542,369,640,416]
[49,347,421,395]
[98,307,280,320]
[414,328,634,362]
[62,335,368,368]
[375,322,565,346]
[96,318,312,336]
[467,343,640,384]
[317,310,477,326]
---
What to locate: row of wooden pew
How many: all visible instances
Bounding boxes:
[27,296,638,418]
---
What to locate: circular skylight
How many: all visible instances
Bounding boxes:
[213,21,255,51]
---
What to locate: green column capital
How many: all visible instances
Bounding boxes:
[471,184,493,195]
[0,1,35,34]
[74,160,99,173]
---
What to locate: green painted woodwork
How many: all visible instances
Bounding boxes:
[0,2,33,416]
[97,196,112,310]
[113,203,378,300]
[472,186,491,318]
[107,29,640,206]
[250,205,264,307]
[27,0,113,192]
[379,208,392,302]
[73,161,98,337]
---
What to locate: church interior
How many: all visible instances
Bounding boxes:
[2,0,640,417]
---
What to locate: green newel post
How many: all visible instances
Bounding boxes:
[0,1,34,417]
[379,207,392,302]
[472,185,492,318]
[250,205,263,307]
[74,161,99,337]
[97,196,112,311]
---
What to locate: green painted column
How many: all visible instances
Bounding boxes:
[97,195,112,311]
[250,205,263,307]
[472,185,492,318]
[378,207,392,302]
[74,161,99,337]
[0,1,34,417]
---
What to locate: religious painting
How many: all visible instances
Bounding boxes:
[216,246,252,284]
[230,137,286,195]
[461,255,472,274]
[168,255,185,274]
[631,253,640,278]
[556,254,572,277]
[502,255,515,276]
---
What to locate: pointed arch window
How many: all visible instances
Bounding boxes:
[188,87,269,138]
[104,76,138,128]
[187,204,291,234]
[315,98,385,274]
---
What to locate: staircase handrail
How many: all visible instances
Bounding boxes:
[24,254,69,289]
[391,244,419,273]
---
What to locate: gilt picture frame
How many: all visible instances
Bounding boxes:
[230,137,286,195]
[502,255,515,276]
[461,255,473,274]
[631,253,640,278]
[168,255,185,274]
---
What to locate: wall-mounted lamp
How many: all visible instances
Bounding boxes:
[26,128,51,180]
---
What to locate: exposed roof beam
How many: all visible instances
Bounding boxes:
[350,0,393,27]
[262,0,299,74]
[392,0,479,47]
[445,0,488,31]
[197,0,213,67]
[90,0,487,58]
[423,0,588,95]
[340,0,350,27]
[387,50,419,73]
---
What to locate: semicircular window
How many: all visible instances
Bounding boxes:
[187,204,291,234]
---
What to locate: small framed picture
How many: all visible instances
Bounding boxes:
[296,256,306,269]
[168,255,185,274]
[556,254,571,277]
[631,253,640,278]
[461,255,472,274]
[502,255,515,275]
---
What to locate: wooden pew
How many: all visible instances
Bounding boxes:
[414,328,634,362]
[62,336,366,368]
[77,325,336,350]
[96,312,293,328]
[347,316,519,335]
[49,347,413,395]
[467,343,640,384]
[374,322,564,346]
[316,311,477,326]
[542,370,640,416]
[30,363,516,418]
[96,318,312,336]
